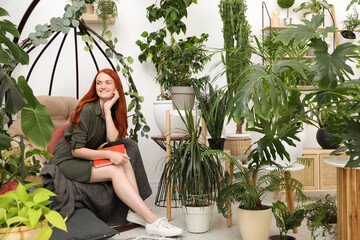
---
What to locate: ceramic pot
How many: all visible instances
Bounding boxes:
[237,207,272,240]
[208,138,225,150]
[85,3,94,14]
[269,235,296,240]
[153,100,187,138]
[169,86,195,110]
[283,17,292,26]
[340,30,356,39]
[316,129,340,149]
[182,205,214,233]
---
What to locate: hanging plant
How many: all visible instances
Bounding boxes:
[96,0,118,35]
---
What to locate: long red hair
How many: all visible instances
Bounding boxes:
[70,68,128,138]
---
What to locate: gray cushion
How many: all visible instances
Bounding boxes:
[50,208,118,240]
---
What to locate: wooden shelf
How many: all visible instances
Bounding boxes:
[81,13,116,24]
[262,26,325,31]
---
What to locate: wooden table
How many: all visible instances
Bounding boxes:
[325,156,360,240]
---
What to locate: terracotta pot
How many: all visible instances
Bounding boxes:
[85,3,94,14]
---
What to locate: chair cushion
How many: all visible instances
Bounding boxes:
[50,208,118,240]
[47,123,70,153]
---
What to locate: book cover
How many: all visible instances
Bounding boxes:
[94,144,125,168]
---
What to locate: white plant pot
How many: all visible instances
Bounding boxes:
[182,205,214,233]
[237,207,272,240]
[153,100,187,138]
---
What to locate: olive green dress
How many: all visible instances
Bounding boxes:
[49,100,109,183]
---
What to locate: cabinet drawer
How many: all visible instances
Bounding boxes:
[291,154,318,190]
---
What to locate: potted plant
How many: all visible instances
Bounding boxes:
[293,0,332,18]
[0,182,67,239]
[84,0,96,14]
[96,0,118,35]
[217,159,305,240]
[302,194,337,240]
[270,200,305,240]
[341,7,360,39]
[136,1,211,110]
[159,109,223,233]
[219,0,251,134]
[0,135,52,194]
[277,0,295,25]
[194,78,228,150]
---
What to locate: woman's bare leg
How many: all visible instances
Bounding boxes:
[90,164,157,223]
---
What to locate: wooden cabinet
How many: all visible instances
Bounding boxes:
[291,148,340,191]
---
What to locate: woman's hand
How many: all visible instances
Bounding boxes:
[107,150,130,165]
[103,90,119,114]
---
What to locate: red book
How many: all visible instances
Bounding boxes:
[94,144,126,168]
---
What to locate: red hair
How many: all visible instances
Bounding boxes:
[70,68,128,138]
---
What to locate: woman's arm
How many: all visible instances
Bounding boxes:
[104,90,120,141]
[72,147,129,165]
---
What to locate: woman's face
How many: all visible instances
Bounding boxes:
[96,72,116,100]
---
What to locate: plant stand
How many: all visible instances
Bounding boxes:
[325,157,360,239]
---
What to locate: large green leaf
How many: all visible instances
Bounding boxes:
[0,132,11,150]
[310,40,357,89]
[21,104,53,149]
[0,35,28,65]
[17,76,40,108]
[277,14,336,46]
[0,75,26,114]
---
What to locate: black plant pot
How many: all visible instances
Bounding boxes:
[341,30,356,39]
[268,235,296,240]
[316,129,341,149]
[208,138,225,150]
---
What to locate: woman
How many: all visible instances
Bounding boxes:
[49,68,183,237]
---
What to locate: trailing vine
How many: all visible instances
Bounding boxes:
[22,0,149,141]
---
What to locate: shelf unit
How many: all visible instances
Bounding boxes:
[291,148,344,191]
[81,13,116,24]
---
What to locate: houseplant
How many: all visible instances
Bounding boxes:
[270,200,305,240]
[84,0,96,14]
[293,0,332,18]
[219,0,251,134]
[277,0,295,25]
[193,78,228,150]
[341,7,360,39]
[302,194,337,240]
[217,160,305,240]
[136,0,210,110]
[159,109,223,233]
[96,0,118,35]
[0,182,67,239]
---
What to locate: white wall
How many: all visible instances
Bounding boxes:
[1,0,359,190]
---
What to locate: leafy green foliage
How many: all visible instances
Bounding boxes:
[293,0,332,17]
[0,135,53,191]
[217,160,305,213]
[136,0,209,91]
[277,0,295,9]
[272,200,305,239]
[96,0,118,36]
[159,109,223,207]
[302,194,337,240]
[342,7,360,32]
[0,182,67,239]
[219,0,252,104]
[194,78,228,139]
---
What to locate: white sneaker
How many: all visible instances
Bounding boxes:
[126,210,146,226]
[145,217,183,237]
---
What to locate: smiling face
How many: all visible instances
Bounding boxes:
[96,72,116,101]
